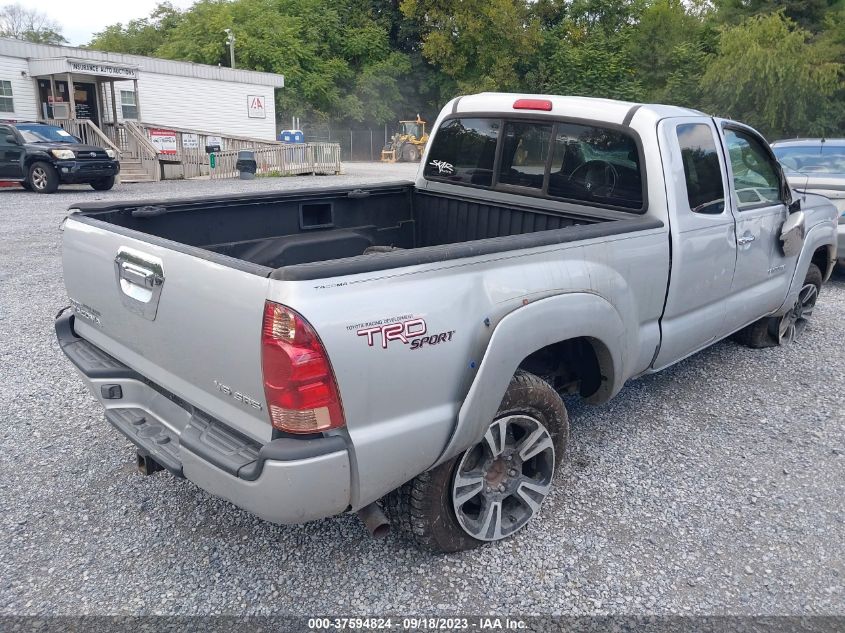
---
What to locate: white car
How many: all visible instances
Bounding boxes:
[772,138,845,264]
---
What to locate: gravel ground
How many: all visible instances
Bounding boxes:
[1,164,843,616]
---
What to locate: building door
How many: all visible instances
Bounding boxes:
[73,83,99,125]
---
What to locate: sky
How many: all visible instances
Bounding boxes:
[34,0,197,46]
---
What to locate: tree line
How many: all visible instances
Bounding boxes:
[5,1,844,139]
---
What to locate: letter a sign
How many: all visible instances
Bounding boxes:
[247,95,266,119]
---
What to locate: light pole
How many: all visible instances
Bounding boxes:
[224,28,236,68]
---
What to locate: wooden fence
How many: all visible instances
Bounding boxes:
[209,144,343,179]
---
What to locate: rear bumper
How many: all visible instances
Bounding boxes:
[55,310,351,524]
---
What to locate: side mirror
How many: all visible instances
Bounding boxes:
[780,210,805,257]
[5,134,18,145]
[788,197,802,214]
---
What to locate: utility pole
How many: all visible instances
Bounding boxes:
[224,29,236,68]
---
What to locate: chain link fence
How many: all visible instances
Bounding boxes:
[301,126,391,162]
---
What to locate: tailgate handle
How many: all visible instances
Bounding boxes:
[114,248,165,320]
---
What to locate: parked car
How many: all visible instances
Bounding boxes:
[772,138,845,266]
[55,94,838,552]
[0,121,119,193]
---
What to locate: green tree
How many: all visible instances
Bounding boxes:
[0,3,66,44]
[88,3,183,56]
[532,0,645,101]
[626,0,715,105]
[400,0,541,93]
[701,12,842,137]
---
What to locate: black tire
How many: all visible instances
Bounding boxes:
[90,176,115,191]
[385,371,569,552]
[733,263,823,348]
[28,161,59,194]
[406,145,420,162]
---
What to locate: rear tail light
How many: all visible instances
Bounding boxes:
[261,301,345,433]
[513,99,553,111]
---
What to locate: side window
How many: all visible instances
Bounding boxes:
[724,128,783,209]
[676,123,726,214]
[0,125,12,145]
[497,121,552,190]
[120,91,138,119]
[548,123,643,210]
[0,81,13,113]
[423,118,500,187]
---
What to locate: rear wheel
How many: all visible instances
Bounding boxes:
[28,162,59,194]
[386,371,568,552]
[90,176,115,191]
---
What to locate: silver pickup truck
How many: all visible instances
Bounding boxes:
[56,93,839,552]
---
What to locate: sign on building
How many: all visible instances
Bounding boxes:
[247,95,266,119]
[68,60,138,79]
[182,133,200,150]
[149,128,178,155]
[206,135,224,151]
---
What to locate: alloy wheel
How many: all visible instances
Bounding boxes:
[451,414,555,542]
[31,167,48,191]
[775,282,818,345]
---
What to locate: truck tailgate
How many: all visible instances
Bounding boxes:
[62,215,273,442]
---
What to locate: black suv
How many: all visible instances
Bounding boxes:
[0,122,120,193]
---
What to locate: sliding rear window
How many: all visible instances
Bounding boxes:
[425,116,645,212]
[422,118,500,187]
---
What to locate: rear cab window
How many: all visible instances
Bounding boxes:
[424,115,646,213]
[422,118,499,187]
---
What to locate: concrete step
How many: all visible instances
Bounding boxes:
[120,175,156,183]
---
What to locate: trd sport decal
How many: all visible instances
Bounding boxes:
[350,316,455,350]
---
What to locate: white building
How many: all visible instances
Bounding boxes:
[0,37,284,140]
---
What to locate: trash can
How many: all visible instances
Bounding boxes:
[236,150,257,180]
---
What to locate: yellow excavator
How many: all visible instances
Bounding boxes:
[381,115,429,163]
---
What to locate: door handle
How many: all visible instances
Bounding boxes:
[737,235,756,245]
[114,247,165,320]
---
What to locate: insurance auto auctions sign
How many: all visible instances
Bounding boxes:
[247,95,267,119]
[149,129,178,155]
[68,61,137,79]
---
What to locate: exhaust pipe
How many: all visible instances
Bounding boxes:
[357,502,390,539]
[136,451,164,476]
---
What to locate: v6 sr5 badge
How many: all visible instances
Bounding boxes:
[355,317,455,351]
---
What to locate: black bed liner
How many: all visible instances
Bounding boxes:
[69,180,663,281]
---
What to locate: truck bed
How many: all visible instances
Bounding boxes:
[68,182,654,280]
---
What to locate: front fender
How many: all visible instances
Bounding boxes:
[776,218,836,315]
[433,292,626,467]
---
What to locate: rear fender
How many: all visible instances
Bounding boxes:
[433,292,625,467]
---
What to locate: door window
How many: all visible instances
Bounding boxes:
[724,128,783,210]
[497,121,552,190]
[0,125,12,144]
[676,123,726,214]
[423,118,500,187]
